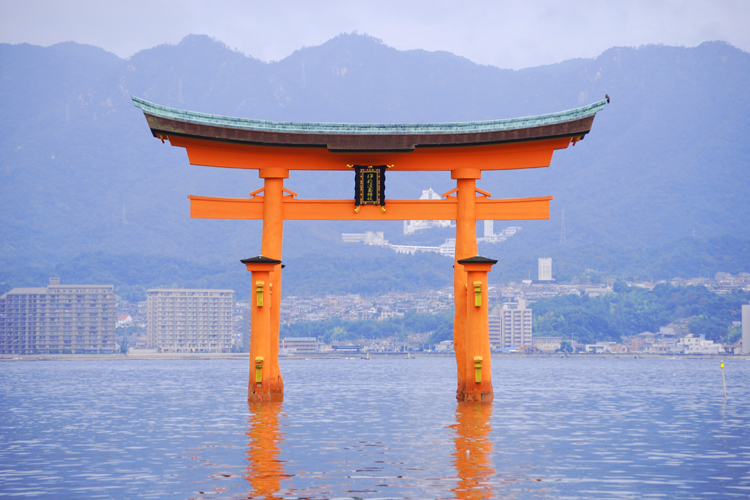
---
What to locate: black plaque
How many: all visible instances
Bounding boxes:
[353,165,387,211]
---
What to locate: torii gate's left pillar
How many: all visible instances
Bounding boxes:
[257,167,287,401]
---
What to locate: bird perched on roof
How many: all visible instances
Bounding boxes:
[605,94,610,103]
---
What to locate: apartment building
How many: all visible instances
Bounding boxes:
[0,278,116,354]
[490,299,533,349]
[489,314,502,348]
[147,289,234,353]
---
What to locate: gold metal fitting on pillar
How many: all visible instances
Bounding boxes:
[254,356,264,385]
[255,281,265,307]
[474,356,483,383]
[473,281,482,307]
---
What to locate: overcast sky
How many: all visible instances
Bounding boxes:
[1,0,748,69]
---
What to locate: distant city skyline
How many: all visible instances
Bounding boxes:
[1,0,748,70]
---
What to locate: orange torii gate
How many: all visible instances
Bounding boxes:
[133,96,607,403]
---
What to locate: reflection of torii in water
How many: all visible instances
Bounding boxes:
[132,96,607,403]
[244,400,497,498]
[453,402,495,499]
[246,402,284,497]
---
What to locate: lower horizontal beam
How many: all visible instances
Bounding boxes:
[189,195,551,221]
[476,196,550,220]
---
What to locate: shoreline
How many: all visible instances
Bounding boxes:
[2,352,748,362]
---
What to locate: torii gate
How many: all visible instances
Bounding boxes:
[133,96,607,403]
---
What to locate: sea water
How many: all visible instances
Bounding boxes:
[1,357,748,499]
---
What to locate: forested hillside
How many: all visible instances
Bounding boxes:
[1,34,749,296]
[281,284,749,346]
[531,283,748,344]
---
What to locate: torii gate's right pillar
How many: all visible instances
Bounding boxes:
[452,168,481,401]
[458,256,497,402]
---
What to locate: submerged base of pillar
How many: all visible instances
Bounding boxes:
[457,391,494,403]
[248,391,284,402]
[249,377,284,402]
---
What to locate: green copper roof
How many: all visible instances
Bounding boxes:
[132,96,607,136]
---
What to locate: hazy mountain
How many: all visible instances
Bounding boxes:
[1,34,748,296]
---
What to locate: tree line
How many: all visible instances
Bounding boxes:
[281,311,453,346]
[531,281,748,344]
[281,282,748,347]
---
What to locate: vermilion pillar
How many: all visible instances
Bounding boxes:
[457,256,497,402]
[259,167,288,399]
[452,168,481,401]
[453,402,495,499]
[242,256,283,401]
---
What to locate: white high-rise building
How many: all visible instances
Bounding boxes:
[484,220,494,238]
[538,258,553,281]
[147,289,234,353]
[489,314,502,347]
[490,300,533,349]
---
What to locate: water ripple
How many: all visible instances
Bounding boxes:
[0,357,748,498]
